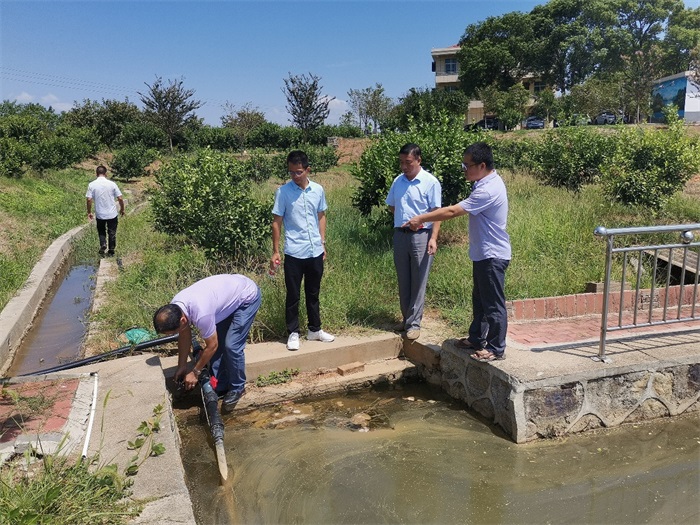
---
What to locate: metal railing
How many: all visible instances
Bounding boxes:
[593,224,700,362]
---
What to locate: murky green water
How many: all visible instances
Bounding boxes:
[178,382,699,525]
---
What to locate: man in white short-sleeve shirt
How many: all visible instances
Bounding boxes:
[86,165,124,256]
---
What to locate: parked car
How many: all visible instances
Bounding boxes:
[465,116,501,131]
[592,111,627,125]
[524,116,545,129]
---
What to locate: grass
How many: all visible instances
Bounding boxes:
[0,451,139,525]
[0,168,93,311]
[4,149,700,345]
[70,159,700,345]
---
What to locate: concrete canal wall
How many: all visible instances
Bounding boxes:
[406,334,700,443]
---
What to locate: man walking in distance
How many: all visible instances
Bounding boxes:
[386,143,442,340]
[86,165,125,256]
[153,274,261,411]
[403,142,511,362]
[271,150,335,351]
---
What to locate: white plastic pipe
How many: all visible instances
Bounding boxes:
[81,372,99,458]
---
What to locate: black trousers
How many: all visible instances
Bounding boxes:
[284,253,324,334]
[96,216,118,253]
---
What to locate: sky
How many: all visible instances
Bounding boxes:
[2,0,699,126]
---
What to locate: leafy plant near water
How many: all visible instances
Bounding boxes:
[255,368,300,387]
[124,403,166,476]
[601,107,700,211]
[150,148,271,263]
[0,446,138,525]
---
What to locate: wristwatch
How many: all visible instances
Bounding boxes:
[192,368,201,378]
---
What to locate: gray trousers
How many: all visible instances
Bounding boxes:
[393,228,434,330]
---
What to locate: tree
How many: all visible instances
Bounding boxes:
[282,72,334,142]
[348,84,394,133]
[457,11,538,97]
[455,0,695,99]
[477,83,529,130]
[221,102,267,147]
[138,76,203,151]
[530,88,561,124]
[382,88,468,132]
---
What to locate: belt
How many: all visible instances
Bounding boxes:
[395,227,430,233]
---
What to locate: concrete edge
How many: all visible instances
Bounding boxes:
[0,225,89,376]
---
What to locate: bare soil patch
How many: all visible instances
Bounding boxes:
[335,138,370,165]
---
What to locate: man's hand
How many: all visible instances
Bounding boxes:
[175,365,188,384]
[428,238,437,255]
[402,216,424,231]
[271,252,281,269]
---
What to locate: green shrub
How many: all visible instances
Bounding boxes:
[241,149,287,182]
[181,126,241,152]
[602,110,700,210]
[492,138,538,172]
[150,148,271,262]
[0,137,32,177]
[115,120,167,150]
[30,127,99,172]
[0,114,46,142]
[530,126,616,191]
[352,113,483,218]
[112,144,158,181]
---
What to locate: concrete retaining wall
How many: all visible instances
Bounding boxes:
[0,225,87,375]
[405,341,700,443]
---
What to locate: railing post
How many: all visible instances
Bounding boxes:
[595,226,614,363]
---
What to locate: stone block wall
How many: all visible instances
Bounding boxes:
[411,343,700,443]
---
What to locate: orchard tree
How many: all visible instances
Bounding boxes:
[477,83,529,130]
[282,72,334,142]
[348,83,393,133]
[138,76,203,151]
[382,88,468,132]
[221,102,267,147]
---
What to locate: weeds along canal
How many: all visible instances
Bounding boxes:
[176,381,700,525]
[6,258,96,377]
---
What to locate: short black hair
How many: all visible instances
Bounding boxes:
[153,304,183,333]
[399,143,421,158]
[287,150,309,168]
[464,142,494,170]
[96,165,107,176]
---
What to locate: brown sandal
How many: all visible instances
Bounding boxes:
[455,338,483,352]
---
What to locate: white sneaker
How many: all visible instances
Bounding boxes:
[307,329,335,342]
[287,332,300,351]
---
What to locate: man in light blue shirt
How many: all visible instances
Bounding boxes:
[403,142,511,361]
[386,143,442,340]
[271,150,335,351]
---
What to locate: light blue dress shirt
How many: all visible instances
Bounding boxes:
[272,179,327,259]
[385,168,442,228]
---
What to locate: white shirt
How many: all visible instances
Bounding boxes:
[86,176,122,220]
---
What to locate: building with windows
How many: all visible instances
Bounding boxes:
[431,45,545,126]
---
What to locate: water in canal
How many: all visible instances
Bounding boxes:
[7,262,96,376]
[178,382,699,524]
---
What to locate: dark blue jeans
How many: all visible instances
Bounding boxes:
[469,258,510,356]
[209,289,261,395]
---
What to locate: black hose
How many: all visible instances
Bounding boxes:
[17,334,179,376]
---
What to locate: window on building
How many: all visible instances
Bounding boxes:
[534,82,547,94]
[445,58,458,75]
